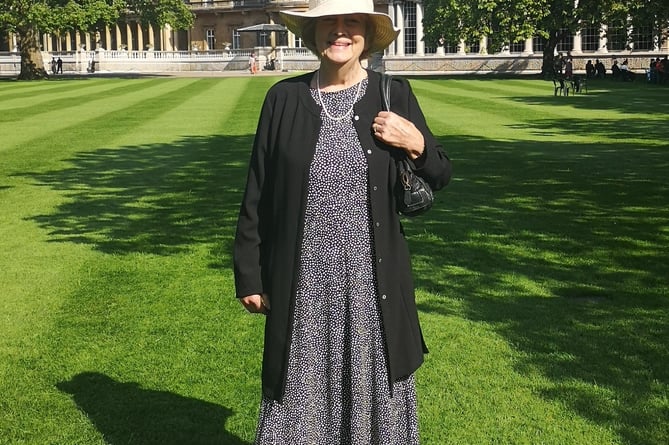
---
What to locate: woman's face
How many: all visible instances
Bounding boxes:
[314,14,369,65]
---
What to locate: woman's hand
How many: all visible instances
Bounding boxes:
[239,293,270,315]
[372,111,425,160]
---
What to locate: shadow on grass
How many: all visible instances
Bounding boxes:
[410,133,669,444]
[57,372,250,445]
[21,134,250,262]
[509,78,667,115]
[510,116,669,142]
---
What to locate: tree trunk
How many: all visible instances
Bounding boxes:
[541,37,559,79]
[18,27,49,80]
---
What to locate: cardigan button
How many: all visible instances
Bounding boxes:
[366,149,372,155]
[354,115,360,120]
[373,185,378,191]
[381,294,387,300]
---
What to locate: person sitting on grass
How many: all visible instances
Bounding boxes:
[620,59,633,82]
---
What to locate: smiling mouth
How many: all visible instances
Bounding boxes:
[328,41,351,47]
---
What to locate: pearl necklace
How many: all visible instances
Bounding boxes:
[316,70,364,121]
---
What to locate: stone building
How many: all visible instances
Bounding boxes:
[1,0,667,74]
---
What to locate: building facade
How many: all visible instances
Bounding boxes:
[1,0,667,73]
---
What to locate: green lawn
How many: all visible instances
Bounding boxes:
[1,74,667,445]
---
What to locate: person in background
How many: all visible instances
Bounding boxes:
[611,59,621,80]
[248,52,257,74]
[564,57,573,79]
[657,56,667,84]
[620,59,633,81]
[595,59,606,78]
[585,60,595,78]
[233,0,452,443]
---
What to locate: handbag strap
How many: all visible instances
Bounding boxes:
[380,73,392,111]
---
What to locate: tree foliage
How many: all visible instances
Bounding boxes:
[423,0,669,74]
[0,0,194,79]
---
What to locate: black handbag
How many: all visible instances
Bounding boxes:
[380,74,434,217]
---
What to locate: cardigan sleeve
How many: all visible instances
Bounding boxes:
[233,91,275,299]
[393,76,452,191]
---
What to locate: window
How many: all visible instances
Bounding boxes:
[444,42,458,54]
[259,31,269,47]
[232,30,240,49]
[630,25,654,51]
[206,28,215,50]
[509,41,524,53]
[403,2,416,54]
[606,26,626,51]
[533,36,545,53]
[556,28,571,53]
[468,40,480,54]
[581,27,600,51]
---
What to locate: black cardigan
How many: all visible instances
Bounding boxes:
[234,69,452,401]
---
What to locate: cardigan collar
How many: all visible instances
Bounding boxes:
[295,69,384,120]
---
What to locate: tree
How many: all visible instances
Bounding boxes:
[423,0,669,77]
[0,0,193,80]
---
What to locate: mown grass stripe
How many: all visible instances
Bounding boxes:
[0,79,168,123]
[218,76,280,135]
[0,78,125,103]
[0,79,199,161]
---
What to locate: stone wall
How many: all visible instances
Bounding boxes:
[1,50,665,76]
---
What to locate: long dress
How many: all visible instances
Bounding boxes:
[254,78,419,445]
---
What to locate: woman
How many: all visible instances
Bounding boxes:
[233,0,452,443]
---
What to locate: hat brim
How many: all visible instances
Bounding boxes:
[279,10,399,55]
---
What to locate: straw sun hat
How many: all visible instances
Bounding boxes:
[280,0,400,55]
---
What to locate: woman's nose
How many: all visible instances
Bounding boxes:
[331,17,347,34]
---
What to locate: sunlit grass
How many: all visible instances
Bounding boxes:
[1,75,667,444]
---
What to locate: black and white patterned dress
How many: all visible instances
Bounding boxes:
[255,77,419,445]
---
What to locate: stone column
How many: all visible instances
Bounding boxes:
[148,23,155,49]
[175,28,181,51]
[522,37,533,55]
[387,1,396,55]
[395,1,405,56]
[11,33,18,52]
[661,35,669,51]
[65,32,72,51]
[163,24,173,51]
[137,23,144,51]
[572,29,582,54]
[415,0,424,56]
[85,33,92,52]
[116,24,123,50]
[597,24,608,53]
[43,34,51,52]
[479,36,488,55]
[100,25,112,50]
[127,23,134,50]
[457,39,466,55]
[74,31,81,51]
